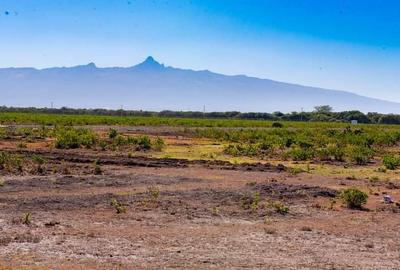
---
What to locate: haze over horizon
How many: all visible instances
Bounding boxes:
[1,0,399,103]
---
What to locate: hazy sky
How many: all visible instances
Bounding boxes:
[1,0,399,102]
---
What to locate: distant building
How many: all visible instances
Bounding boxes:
[351,120,358,125]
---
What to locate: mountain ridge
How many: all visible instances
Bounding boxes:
[1,56,399,113]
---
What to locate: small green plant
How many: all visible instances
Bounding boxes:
[340,188,368,209]
[108,128,119,139]
[93,159,103,175]
[110,198,126,214]
[147,186,160,201]
[93,163,102,175]
[99,139,108,151]
[241,192,261,211]
[272,201,289,214]
[32,155,45,174]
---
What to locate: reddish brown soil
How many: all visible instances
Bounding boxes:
[0,136,400,269]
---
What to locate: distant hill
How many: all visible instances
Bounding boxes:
[1,56,399,113]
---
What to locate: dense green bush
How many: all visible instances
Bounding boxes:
[382,154,400,170]
[136,136,152,150]
[55,128,97,149]
[340,188,368,209]
[272,122,283,128]
[346,146,374,165]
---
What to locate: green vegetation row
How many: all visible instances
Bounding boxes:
[0,126,165,151]
[2,112,400,129]
[0,112,348,128]
[195,126,400,165]
[2,105,400,124]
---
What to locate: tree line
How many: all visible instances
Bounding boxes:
[1,105,400,124]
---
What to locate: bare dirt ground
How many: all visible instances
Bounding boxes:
[0,129,400,269]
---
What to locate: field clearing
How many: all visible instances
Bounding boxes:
[0,115,400,269]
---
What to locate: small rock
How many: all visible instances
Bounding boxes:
[383,195,394,204]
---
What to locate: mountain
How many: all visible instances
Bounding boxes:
[1,56,399,113]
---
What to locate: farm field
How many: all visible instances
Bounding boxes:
[0,115,400,269]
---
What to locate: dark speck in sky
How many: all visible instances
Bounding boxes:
[4,11,10,15]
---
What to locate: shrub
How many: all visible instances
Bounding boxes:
[99,139,108,151]
[327,144,345,161]
[112,135,127,146]
[0,152,23,172]
[286,147,315,161]
[347,146,374,165]
[153,137,165,151]
[340,188,368,209]
[55,128,97,149]
[316,147,331,161]
[272,122,283,128]
[108,128,118,139]
[136,136,152,151]
[382,154,400,170]
[272,201,289,214]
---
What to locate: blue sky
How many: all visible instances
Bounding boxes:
[1,0,399,102]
